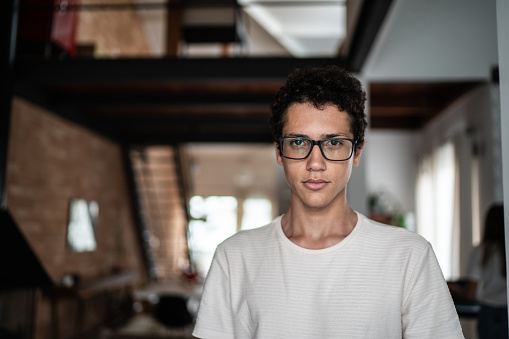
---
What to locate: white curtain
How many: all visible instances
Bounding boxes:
[416,141,456,280]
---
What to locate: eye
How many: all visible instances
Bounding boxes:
[289,138,308,147]
[326,139,344,146]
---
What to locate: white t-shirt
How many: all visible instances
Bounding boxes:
[193,212,464,339]
[467,245,507,306]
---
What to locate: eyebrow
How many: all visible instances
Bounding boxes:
[284,133,349,139]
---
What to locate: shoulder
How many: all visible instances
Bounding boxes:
[357,213,430,251]
[216,217,279,254]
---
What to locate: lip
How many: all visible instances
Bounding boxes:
[303,179,329,190]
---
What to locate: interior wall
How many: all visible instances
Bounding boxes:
[419,85,500,218]
[365,129,419,219]
[76,0,151,57]
[363,0,498,80]
[6,97,146,338]
[134,0,166,56]
[241,12,291,57]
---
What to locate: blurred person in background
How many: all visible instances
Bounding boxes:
[450,204,507,339]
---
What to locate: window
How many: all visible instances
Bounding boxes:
[241,198,272,230]
[416,142,456,280]
[187,195,274,276]
[67,199,99,252]
[188,196,238,277]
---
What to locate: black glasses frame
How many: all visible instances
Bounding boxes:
[278,137,357,161]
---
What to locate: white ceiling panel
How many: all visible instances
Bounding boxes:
[240,0,346,57]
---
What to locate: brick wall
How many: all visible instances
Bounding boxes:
[6,97,147,338]
[76,0,153,57]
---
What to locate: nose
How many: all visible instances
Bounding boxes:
[306,144,326,171]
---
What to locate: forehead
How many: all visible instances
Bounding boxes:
[283,103,353,137]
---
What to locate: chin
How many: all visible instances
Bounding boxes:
[301,197,334,209]
[298,190,345,210]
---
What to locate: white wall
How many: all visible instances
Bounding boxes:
[419,84,499,213]
[347,147,368,215]
[365,130,418,216]
[364,0,498,80]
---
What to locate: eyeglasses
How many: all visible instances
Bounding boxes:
[278,137,356,161]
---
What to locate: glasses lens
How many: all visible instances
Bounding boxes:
[280,138,354,161]
[281,137,311,159]
[320,139,353,161]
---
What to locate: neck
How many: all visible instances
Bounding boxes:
[281,200,358,250]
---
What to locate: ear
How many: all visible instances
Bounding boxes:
[275,142,283,166]
[352,146,363,168]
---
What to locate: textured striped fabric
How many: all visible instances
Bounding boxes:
[193,213,464,339]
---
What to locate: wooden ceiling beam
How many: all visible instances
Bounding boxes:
[370,106,436,117]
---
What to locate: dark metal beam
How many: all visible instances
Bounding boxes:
[1,0,19,210]
[347,0,393,72]
[14,58,346,84]
[112,119,273,144]
[48,93,276,107]
[12,58,347,144]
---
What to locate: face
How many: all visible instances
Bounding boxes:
[276,102,362,210]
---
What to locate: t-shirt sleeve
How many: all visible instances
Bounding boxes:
[192,245,235,339]
[401,242,464,339]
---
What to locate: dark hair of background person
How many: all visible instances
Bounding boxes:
[268,65,368,154]
[482,204,506,276]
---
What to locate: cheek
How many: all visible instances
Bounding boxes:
[344,166,353,183]
[281,161,301,188]
[283,168,294,191]
[332,162,353,187]
[282,164,292,182]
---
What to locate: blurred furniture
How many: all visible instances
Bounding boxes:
[154,295,193,328]
[449,279,481,319]
[43,271,137,339]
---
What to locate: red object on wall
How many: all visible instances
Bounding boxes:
[18,0,79,55]
[51,0,79,54]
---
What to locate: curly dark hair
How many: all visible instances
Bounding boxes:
[269,65,367,153]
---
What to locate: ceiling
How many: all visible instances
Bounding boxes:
[11,0,485,145]
[369,81,482,129]
[239,0,347,57]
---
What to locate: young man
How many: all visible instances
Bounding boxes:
[192,66,464,338]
